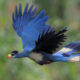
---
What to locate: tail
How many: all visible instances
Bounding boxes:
[54,41,80,62]
[65,41,80,62]
[68,54,80,62]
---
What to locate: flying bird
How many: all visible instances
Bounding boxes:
[8,4,80,65]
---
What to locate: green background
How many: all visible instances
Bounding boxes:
[0,0,80,80]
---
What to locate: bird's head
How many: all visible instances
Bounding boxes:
[8,51,18,58]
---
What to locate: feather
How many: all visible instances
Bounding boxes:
[28,5,33,14]
[31,8,37,16]
[12,13,15,24]
[15,6,18,19]
[19,3,22,17]
[54,41,80,57]
[33,10,46,22]
[34,28,67,54]
[23,4,29,16]
[12,4,36,37]
[65,41,80,51]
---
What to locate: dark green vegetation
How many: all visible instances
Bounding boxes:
[0,0,80,80]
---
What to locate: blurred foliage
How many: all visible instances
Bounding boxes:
[0,0,80,80]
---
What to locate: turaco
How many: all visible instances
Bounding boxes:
[8,3,80,65]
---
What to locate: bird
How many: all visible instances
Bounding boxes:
[8,3,80,65]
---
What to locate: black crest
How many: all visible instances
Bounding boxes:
[12,51,18,53]
[34,28,67,54]
[11,51,18,56]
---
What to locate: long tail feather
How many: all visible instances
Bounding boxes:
[65,41,80,52]
[68,54,80,62]
[53,41,80,62]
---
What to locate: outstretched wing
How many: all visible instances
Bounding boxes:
[12,4,37,37]
[12,4,53,50]
[33,28,67,54]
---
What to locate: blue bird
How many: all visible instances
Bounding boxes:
[8,4,80,65]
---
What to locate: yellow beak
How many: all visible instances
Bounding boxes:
[8,54,12,58]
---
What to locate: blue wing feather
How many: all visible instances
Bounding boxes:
[23,4,29,16]
[32,10,46,23]
[28,5,33,14]
[19,4,22,16]
[15,6,18,19]
[31,8,37,16]
[12,13,15,24]
[12,4,53,51]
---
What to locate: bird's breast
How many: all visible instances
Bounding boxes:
[29,52,43,63]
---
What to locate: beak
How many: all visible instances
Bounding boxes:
[8,54,12,58]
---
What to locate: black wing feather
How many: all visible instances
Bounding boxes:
[34,28,67,54]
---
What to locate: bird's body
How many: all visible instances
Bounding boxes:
[8,3,80,65]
